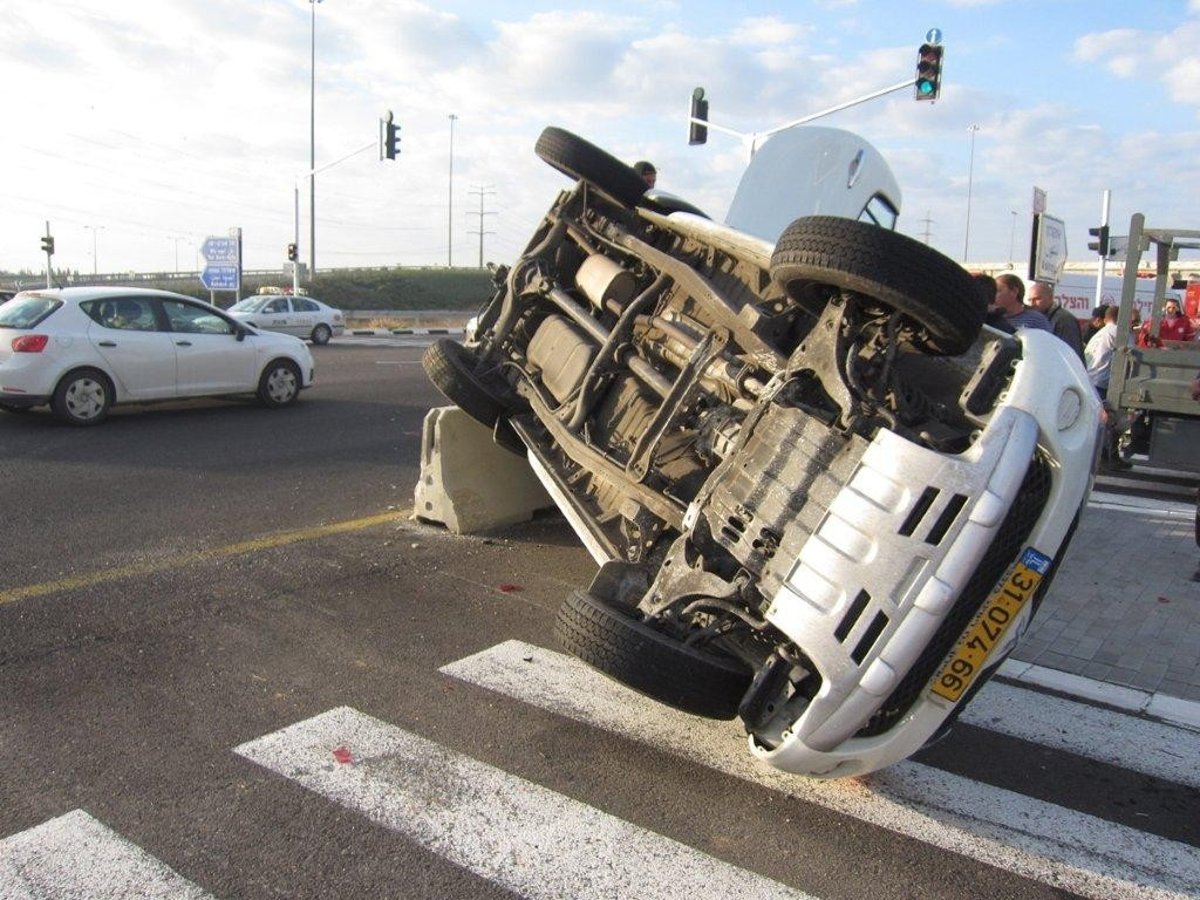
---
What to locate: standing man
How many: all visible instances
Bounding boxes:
[1083,305,1109,343]
[1084,305,1120,397]
[994,274,1052,332]
[1028,281,1084,358]
[1083,305,1129,468]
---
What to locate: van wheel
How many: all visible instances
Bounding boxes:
[771,216,985,355]
[554,589,752,720]
[422,339,507,428]
[535,127,648,208]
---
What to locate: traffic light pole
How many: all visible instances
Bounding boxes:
[690,77,918,158]
[293,186,301,294]
[43,221,53,288]
[1095,189,1111,307]
[291,139,375,290]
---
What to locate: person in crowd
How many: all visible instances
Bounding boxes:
[1128,307,1142,335]
[994,274,1052,332]
[1084,305,1119,397]
[1027,281,1083,357]
[971,272,1008,331]
[633,161,657,189]
[1083,305,1131,468]
[1083,305,1109,343]
[1137,297,1196,346]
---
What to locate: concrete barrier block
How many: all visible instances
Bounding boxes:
[414,406,553,533]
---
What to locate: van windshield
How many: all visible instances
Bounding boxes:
[859,194,899,230]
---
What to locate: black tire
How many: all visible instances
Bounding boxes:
[534,126,648,208]
[422,338,505,428]
[311,324,332,345]
[257,359,302,408]
[52,368,113,426]
[554,589,752,720]
[771,216,985,355]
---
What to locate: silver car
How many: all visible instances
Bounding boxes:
[228,293,345,345]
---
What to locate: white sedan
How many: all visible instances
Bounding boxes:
[228,293,345,345]
[0,287,315,425]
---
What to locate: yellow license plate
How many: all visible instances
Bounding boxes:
[929,547,1052,703]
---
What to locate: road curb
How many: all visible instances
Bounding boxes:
[348,328,454,336]
[997,659,1200,730]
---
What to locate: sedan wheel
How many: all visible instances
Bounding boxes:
[311,324,332,345]
[257,360,301,407]
[53,368,113,426]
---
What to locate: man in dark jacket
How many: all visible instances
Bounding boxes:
[1029,281,1084,358]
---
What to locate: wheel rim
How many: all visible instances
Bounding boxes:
[266,366,298,403]
[313,325,330,344]
[65,378,106,420]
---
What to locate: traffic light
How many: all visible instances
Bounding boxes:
[41,235,55,255]
[688,87,709,145]
[1087,225,1110,256]
[287,242,298,262]
[382,110,401,160]
[915,43,943,101]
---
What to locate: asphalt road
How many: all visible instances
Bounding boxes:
[1,340,1196,899]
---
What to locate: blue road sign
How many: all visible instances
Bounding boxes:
[201,236,238,265]
[200,265,240,291]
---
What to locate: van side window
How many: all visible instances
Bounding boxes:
[859,194,899,230]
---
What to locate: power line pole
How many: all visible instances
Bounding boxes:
[963,123,981,262]
[467,185,496,268]
[919,210,934,245]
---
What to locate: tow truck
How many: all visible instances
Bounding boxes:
[1105,214,1200,551]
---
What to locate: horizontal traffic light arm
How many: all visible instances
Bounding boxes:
[758,77,920,140]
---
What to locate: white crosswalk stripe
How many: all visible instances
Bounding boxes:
[960,678,1200,788]
[0,809,211,899]
[234,705,816,900]
[439,639,1200,900]
[4,644,1193,899]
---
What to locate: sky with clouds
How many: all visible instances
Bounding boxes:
[2,0,1199,282]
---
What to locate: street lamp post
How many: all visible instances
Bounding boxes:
[1008,210,1018,267]
[309,0,323,279]
[448,113,458,267]
[963,124,980,263]
[170,236,186,274]
[84,225,104,276]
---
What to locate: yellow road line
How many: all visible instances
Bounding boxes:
[0,508,412,608]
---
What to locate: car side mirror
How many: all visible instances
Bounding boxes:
[235,325,249,342]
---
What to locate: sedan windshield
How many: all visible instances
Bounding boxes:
[230,297,278,313]
[0,295,62,329]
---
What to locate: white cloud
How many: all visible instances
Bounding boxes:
[729,16,811,46]
[1074,21,1200,113]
